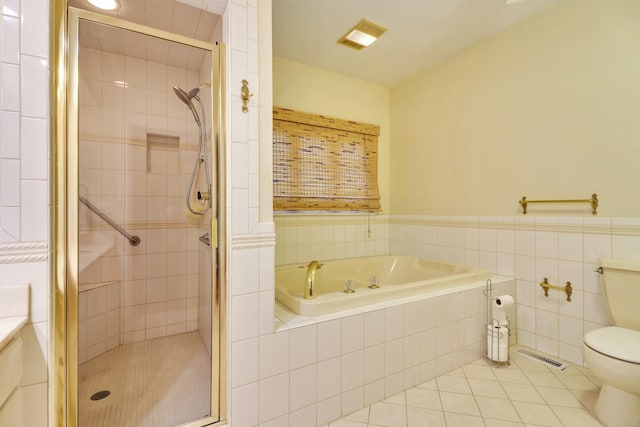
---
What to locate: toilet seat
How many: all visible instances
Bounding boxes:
[584,326,640,364]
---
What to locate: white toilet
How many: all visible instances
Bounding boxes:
[583,257,640,427]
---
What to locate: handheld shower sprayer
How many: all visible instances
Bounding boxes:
[173,84,212,215]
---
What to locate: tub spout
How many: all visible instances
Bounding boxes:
[305,260,323,299]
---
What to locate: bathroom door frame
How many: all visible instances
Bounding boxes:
[51,3,227,426]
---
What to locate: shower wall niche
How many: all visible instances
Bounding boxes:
[77,35,214,363]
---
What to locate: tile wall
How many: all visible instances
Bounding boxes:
[274,215,389,266]
[77,46,204,361]
[275,214,618,368]
[0,0,50,425]
[388,215,620,367]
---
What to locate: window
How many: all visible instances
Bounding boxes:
[273,107,380,211]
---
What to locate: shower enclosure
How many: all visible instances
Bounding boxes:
[54,4,226,427]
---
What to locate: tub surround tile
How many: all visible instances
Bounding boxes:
[259,372,290,423]
[341,314,364,354]
[290,324,317,369]
[341,350,364,392]
[317,395,342,426]
[290,364,317,411]
[402,333,420,368]
[384,306,403,341]
[402,301,421,336]
[419,328,437,363]
[363,379,385,407]
[384,372,404,398]
[341,386,364,417]
[317,357,341,401]
[268,274,516,424]
[259,330,289,379]
[363,309,385,347]
[384,338,403,376]
[363,344,384,383]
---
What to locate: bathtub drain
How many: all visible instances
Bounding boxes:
[90,390,111,401]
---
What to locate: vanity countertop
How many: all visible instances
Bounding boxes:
[0,316,27,350]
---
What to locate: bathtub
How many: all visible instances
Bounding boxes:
[275,255,490,316]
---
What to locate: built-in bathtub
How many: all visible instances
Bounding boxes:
[275,255,491,316]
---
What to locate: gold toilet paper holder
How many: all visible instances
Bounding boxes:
[540,277,572,302]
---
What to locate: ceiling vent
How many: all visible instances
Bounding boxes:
[337,19,387,50]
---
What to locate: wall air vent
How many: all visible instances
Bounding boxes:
[513,348,569,371]
[337,19,387,50]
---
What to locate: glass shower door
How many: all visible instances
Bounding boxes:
[70,9,221,427]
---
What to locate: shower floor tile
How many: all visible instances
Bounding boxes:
[325,353,604,427]
[79,331,211,427]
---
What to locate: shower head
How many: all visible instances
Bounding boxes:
[173,86,200,103]
[173,86,201,126]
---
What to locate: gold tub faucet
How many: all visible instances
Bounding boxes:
[305,260,323,299]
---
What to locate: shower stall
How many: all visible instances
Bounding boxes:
[54,3,226,427]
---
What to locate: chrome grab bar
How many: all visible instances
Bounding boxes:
[79,196,141,246]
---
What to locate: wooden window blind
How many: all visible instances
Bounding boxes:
[273,107,381,211]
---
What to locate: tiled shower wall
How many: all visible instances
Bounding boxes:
[77,46,204,362]
[0,0,50,425]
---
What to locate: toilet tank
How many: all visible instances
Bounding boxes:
[601,257,640,331]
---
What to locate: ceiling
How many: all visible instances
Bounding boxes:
[273,0,564,87]
[70,0,221,71]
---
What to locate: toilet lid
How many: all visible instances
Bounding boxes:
[584,326,640,364]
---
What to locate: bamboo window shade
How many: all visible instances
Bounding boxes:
[273,107,381,211]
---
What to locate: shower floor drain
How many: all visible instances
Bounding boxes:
[513,348,568,370]
[90,390,111,401]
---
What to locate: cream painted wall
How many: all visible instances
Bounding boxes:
[273,57,391,213]
[390,0,640,216]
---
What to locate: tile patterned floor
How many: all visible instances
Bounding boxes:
[325,352,603,427]
[79,332,211,427]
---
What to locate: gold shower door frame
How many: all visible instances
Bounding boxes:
[52,4,227,427]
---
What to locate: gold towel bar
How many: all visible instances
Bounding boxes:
[519,193,598,215]
[540,278,572,302]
